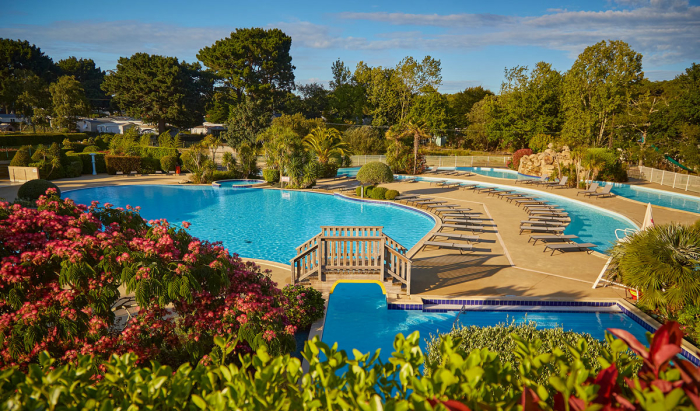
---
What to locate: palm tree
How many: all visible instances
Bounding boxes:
[303,127,351,165]
[609,223,700,314]
[398,121,431,174]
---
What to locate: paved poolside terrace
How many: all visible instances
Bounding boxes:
[1,172,698,302]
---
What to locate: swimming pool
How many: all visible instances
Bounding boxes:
[213,179,265,187]
[600,182,700,214]
[66,185,435,263]
[322,283,652,362]
[456,167,535,180]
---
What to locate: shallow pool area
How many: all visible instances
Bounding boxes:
[322,283,653,362]
[213,179,265,187]
[601,182,700,214]
[66,185,435,263]
[456,166,534,180]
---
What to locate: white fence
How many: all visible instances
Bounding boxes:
[636,166,700,194]
[350,155,511,168]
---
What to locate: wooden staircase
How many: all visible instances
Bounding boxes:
[291,226,412,295]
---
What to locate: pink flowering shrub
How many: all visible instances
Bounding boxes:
[508,148,533,170]
[0,190,322,369]
[282,285,325,329]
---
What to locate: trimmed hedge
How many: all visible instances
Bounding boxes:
[140,157,160,174]
[16,179,60,201]
[356,162,393,185]
[0,133,88,147]
[263,169,280,183]
[160,155,179,172]
[83,145,101,153]
[385,189,400,200]
[355,185,374,197]
[105,155,142,174]
[369,186,388,200]
[140,147,179,159]
[68,153,107,174]
[10,146,31,167]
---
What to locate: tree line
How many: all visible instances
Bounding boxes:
[1,34,698,171]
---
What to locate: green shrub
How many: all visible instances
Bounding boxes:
[140,157,160,174]
[68,153,106,174]
[355,185,374,197]
[65,159,83,178]
[16,179,60,201]
[0,132,88,146]
[212,170,240,181]
[385,189,400,200]
[140,146,179,159]
[9,146,31,167]
[105,156,142,174]
[83,145,101,153]
[282,285,325,329]
[263,168,280,183]
[321,163,339,178]
[425,321,617,386]
[583,148,628,182]
[160,155,179,172]
[356,161,393,185]
[369,186,388,200]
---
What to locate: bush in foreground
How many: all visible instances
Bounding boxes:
[369,186,388,200]
[385,189,400,200]
[426,321,616,386]
[0,322,697,410]
[0,192,323,369]
[16,179,60,201]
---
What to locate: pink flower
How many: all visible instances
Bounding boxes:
[182,221,191,229]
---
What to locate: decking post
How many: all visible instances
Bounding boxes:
[406,260,412,296]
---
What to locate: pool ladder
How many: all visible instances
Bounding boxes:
[452,303,467,328]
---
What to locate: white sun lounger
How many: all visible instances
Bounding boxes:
[577,183,599,196]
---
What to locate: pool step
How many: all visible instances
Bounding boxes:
[422,303,622,313]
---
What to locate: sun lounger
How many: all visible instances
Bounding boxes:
[521,220,566,226]
[527,207,565,213]
[412,198,436,204]
[442,212,480,218]
[515,176,544,185]
[421,241,473,254]
[441,182,461,188]
[395,194,419,201]
[488,190,513,197]
[528,235,579,245]
[424,167,439,174]
[577,183,599,196]
[425,203,456,210]
[453,171,474,177]
[419,201,447,207]
[460,184,479,190]
[524,204,560,210]
[586,185,614,199]
[527,216,570,222]
[513,198,545,205]
[431,232,480,243]
[400,178,417,183]
[440,171,459,175]
[430,180,447,186]
[529,212,569,218]
[441,224,485,233]
[547,176,569,189]
[519,225,566,235]
[476,187,496,194]
[543,242,597,256]
[431,207,461,212]
[445,218,492,225]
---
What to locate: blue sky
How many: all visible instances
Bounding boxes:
[2,0,698,93]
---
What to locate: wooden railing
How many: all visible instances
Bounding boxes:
[290,226,412,294]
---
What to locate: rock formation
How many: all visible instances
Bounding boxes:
[518,144,573,177]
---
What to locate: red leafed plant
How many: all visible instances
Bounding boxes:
[0,190,323,369]
[509,148,533,170]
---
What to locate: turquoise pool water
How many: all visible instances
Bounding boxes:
[66,185,435,264]
[214,179,265,187]
[322,283,651,362]
[600,182,700,214]
[456,166,534,180]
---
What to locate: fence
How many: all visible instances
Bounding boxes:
[350,155,511,168]
[635,166,700,194]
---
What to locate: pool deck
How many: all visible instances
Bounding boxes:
[1,173,697,302]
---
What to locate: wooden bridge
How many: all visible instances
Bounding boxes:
[291,226,413,295]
